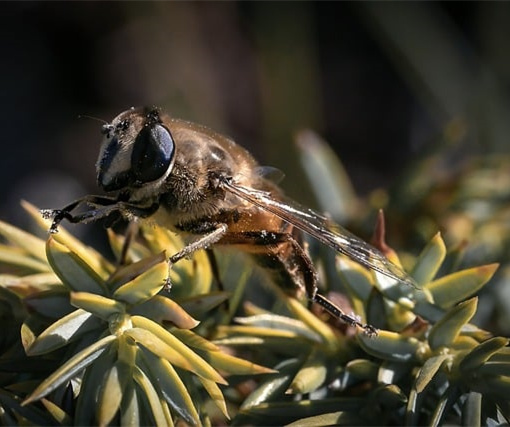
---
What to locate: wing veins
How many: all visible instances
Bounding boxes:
[222,179,416,288]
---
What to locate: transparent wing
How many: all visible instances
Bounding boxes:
[222,178,417,288]
[254,166,285,184]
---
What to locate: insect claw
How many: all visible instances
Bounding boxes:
[40,209,64,234]
[163,276,173,292]
[40,209,57,220]
[165,258,174,292]
[313,293,378,336]
[362,324,379,337]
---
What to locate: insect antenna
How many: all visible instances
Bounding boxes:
[77,114,109,125]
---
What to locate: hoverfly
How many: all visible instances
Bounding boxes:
[42,107,415,335]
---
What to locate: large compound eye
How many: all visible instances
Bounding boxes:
[97,135,132,192]
[131,124,175,184]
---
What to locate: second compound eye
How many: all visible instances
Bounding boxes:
[131,124,175,185]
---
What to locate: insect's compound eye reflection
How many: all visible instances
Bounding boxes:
[130,124,175,185]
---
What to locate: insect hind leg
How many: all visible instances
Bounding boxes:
[218,230,378,335]
[272,235,379,336]
[313,294,378,336]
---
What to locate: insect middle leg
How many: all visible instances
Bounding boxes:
[205,249,226,292]
[165,224,228,290]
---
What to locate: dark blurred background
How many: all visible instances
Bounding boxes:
[2,1,507,220]
[2,2,510,332]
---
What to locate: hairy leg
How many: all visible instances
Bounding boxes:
[41,195,158,233]
[218,230,378,335]
[165,224,228,290]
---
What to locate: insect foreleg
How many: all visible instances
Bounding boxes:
[41,195,118,233]
[41,196,158,233]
